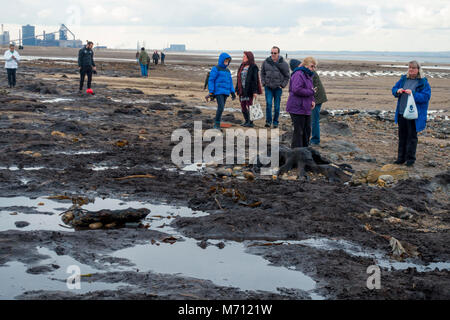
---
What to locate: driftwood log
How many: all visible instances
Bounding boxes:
[278,145,353,182]
[61,207,150,230]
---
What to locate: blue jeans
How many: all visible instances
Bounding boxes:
[265,87,282,125]
[310,103,322,144]
[214,94,228,127]
[140,63,148,77]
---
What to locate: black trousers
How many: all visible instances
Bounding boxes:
[290,113,311,148]
[6,68,16,87]
[79,66,93,90]
[397,114,418,162]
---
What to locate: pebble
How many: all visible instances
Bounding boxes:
[89,222,103,230]
[15,221,30,228]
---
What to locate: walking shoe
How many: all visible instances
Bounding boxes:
[394,159,405,165]
[273,124,278,129]
[265,123,271,128]
[406,161,414,167]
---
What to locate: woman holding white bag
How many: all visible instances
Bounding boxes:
[391,60,431,167]
[235,51,262,127]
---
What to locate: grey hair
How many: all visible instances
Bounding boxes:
[407,60,424,79]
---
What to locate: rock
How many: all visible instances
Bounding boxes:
[9,212,18,215]
[105,222,117,229]
[325,140,362,153]
[243,171,255,180]
[63,212,74,221]
[354,154,376,163]
[378,175,394,184]
[15,221,30,228]
[26,265,57,274]
[216,168,232,177]
[216,242,225,249]
[197,240,208,249]
[89,222,103,230]
[321,120,352,136]
[366,166,408,184]
[397,206,407,213]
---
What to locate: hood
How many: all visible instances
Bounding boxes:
[218,52,232,68]
[289,59,301,72]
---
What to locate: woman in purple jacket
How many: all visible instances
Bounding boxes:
[286,57,316,148]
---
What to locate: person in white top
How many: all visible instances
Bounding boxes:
[4,44,20,88]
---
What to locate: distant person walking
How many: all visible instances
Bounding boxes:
[391,60,431,167]
[208,52,236,130]
[78,41,96,93]
[161,52,166,64]
[152,51,160,65]
[310,63,328,145]
[260,46,290,128]
[138,47,149,77]
[286,58,316,148]
[4,43,20,88]
[235,51,262,127]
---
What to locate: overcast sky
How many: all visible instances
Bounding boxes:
[1,0,449,51]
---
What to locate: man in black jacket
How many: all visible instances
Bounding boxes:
[260,46,290,128]
[78,41,96,93]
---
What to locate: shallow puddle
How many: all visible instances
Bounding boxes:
[0,195,322,298]
[0,247,127,299]
[269,238,450,273]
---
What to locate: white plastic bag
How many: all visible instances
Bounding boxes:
[249,99,264,121]
[403,94,418,120]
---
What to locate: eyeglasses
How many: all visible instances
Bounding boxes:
[271,52,278,55]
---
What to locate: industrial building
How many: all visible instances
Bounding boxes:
[1,24,83,48]
[0,24,10,45]
[165,44,186,52]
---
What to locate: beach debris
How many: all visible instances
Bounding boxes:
[61,207,150,230]
[51,130,66,138]
[364,223,420,260]
[367,164,408,184]
[243,171,255,181]
[115,139,129,147]
[277,145,352,182]
[114,174,156,181]
[161,236,178,244]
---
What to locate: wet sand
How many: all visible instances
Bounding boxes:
[0,48,449,300]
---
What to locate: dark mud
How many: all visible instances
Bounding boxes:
[0,59,449,300]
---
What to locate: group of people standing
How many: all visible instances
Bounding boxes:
[136,48,165,77]
[207,47,431,166]
[3,42,431,166]
[207,46,328,148]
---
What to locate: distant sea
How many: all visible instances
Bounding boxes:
[187,50,450,65]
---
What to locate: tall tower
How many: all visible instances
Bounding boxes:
[22,24,36,46]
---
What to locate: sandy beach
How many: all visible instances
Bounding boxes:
[0,47,449,300]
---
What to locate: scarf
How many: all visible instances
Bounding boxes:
[300,66,314,77]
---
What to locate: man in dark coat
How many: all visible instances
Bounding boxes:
[78,41,96,93]
[260,46,290,128]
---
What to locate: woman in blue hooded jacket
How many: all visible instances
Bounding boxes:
[392,60,431,166]
[208,52,236,129]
